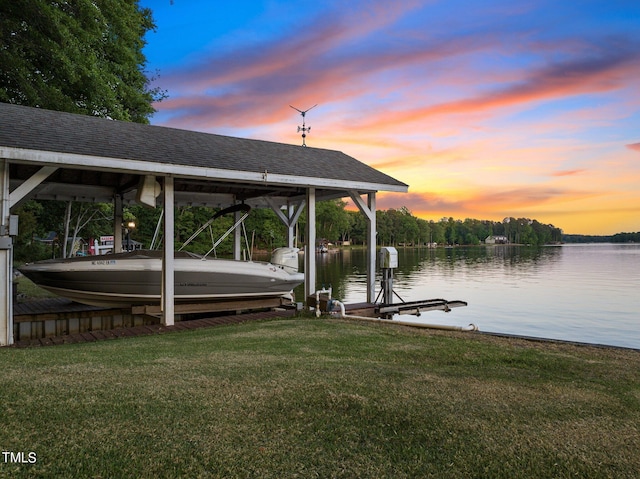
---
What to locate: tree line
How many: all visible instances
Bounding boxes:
[563,232,640,243]
[14,199,569,262]
[309,202,564,247]
[612,232,640,243]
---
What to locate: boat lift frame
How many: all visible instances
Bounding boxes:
[374,246,468,319]
[375,298,468,319]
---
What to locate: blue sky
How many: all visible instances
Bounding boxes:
[140,0,640,234]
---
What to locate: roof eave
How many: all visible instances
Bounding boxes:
[1,146,409,194]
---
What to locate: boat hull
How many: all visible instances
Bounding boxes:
[19,251,304,308]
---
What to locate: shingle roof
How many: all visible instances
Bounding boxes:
[0,102,407,192]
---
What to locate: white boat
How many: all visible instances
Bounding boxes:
[19,248,304,308]
[19,205,305,308]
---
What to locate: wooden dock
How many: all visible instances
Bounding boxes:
[12,296,298,346]
[11,297,468,348]
[12,308,296,348]
[13,298,156,342]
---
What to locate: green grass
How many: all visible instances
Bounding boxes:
[1,318,639,478]
[14,275,56,300]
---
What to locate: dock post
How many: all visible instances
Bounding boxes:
[0,160,13,345]
[233,206,242,260]
[366,193,377,303]
[305,188,316,301]
[286,204,295,248]
[162,176,175,326]
[113,194,123,253]
[381,268,393,304]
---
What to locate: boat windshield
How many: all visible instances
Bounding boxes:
[178,204,252,260]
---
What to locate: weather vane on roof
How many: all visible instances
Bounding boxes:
[290,104,317,147]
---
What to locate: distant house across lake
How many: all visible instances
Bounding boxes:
[485,235,508,244]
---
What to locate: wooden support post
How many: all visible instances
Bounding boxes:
[287,204,295,248]
[0,160,13,345]
[8,166,57,209]
[366,192,377,303]
[234,206,242,260]
[266,198,305,249]
[290,202,305,248]
[113,194,123,253]
[162,176,175,326]
[349,191,377,303]
[305,188,316,301]
[1,162,59,345]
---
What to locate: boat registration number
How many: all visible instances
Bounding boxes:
[91,260,117,265]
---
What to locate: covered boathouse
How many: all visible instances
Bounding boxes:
[0,102,408,346]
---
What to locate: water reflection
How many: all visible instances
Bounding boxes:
[300,245,639,349]
[312,246,564,300]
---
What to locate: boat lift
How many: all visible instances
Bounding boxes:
[315,246,475,332]
[375,246,468,319]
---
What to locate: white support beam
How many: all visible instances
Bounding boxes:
[1,146,409,194]
[265,197,289,225]
[350,191,377,303]
[113,194,123,253]
[9,165,58,208]
[304,188,316,302]
[233,206,242,260]
[286,205,295,248]
[266,198,305,248]
[349,191,375,222]
[289,201,305,247]
[0,160,14,345]
[366,192,377,303]
[162,177,175,325]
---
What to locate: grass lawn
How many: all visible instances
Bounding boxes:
[14,275,56,300]
[1,318,639,478]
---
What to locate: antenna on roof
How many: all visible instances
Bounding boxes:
[289,104,317,147]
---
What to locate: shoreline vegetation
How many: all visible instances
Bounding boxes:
[14,198,638,264]
[1,318,638,478]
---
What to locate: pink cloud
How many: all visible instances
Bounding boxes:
[372,185,601,221]
[156,30,640,149]
[152,4,503,131]
[373,192,466,214]
[159,3,429,92]
[360,42,640,129]
[552,169,586,177]
[626,143,640,152]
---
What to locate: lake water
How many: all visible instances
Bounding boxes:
[309,244,640,350]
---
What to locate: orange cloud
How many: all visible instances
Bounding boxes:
[552,169,586,177]
[360,44,640,130]
[153,3,506,132]
[373,185,597,218]
[369,181,640,235]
